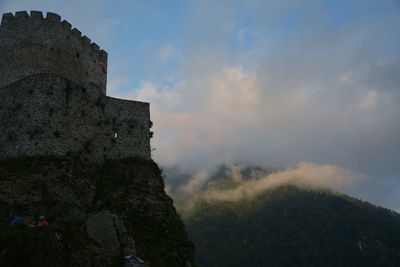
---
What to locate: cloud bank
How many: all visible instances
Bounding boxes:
[115,1,400,181]
[175,162,365,216]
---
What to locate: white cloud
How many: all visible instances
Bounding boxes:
[107,77,129,96]
[357,90,379,111]
[226,164,245,183]
[116,81,181,110]
[176,162,366,216]
[182,171,209,194]
[160,44,176,61]
[208,67,260,115]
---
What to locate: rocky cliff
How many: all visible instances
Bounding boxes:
[0,156,195,267]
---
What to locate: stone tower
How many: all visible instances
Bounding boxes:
[0,11,151,161]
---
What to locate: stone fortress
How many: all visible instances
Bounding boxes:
[0,11,151,161]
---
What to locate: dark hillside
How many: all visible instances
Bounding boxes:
[186,186,400,267]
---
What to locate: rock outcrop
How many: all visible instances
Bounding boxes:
[0,156,196,267]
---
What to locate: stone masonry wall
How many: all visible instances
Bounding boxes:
[0,11,108,94]
[0,74,151,161]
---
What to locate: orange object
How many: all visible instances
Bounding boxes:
[37,220,49,230]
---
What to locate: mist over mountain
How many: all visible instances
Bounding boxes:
[165,164,400,267]
[165,162,364,215]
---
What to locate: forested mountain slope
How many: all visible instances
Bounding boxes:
[185,185,400,267]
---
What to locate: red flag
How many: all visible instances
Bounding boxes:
[99,62,106,74]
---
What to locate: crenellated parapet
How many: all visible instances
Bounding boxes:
[0,11,152,161]
[0,11,108,94]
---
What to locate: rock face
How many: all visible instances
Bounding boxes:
[86,211,136,258]
[0,156,196,267]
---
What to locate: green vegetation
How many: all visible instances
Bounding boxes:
[185,186,400,267]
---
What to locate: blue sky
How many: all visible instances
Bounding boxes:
[1,0,400,210]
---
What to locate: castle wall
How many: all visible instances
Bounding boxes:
[0,11,108,94]
[0,74,151,161]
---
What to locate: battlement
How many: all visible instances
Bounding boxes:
[0,11,152,161]
[1,11,106,56]
[0,11,108,94]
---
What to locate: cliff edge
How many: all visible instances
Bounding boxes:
[0,156,195,266]
[0,10,195,267]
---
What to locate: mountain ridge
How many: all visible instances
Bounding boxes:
[184,185,400,267]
